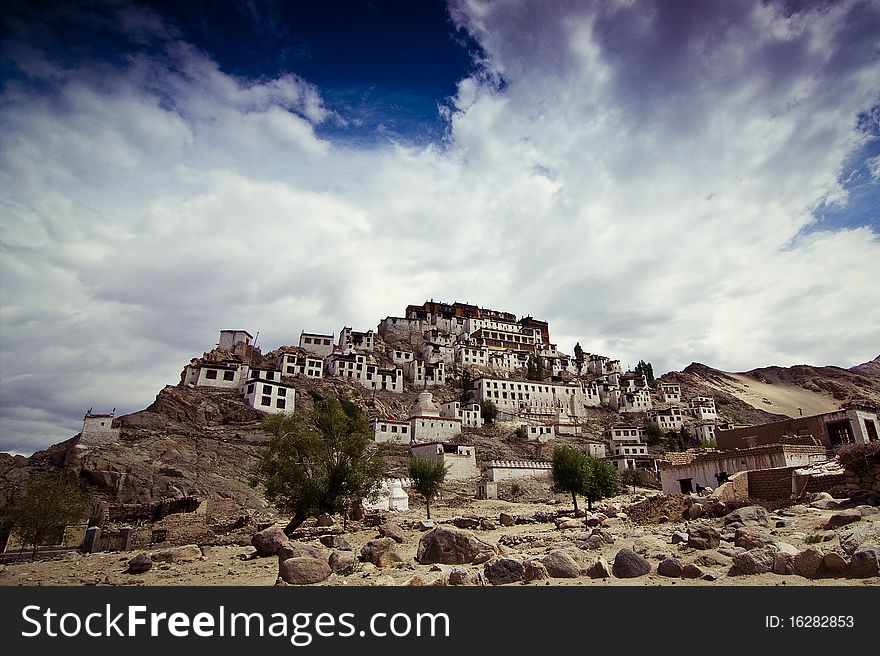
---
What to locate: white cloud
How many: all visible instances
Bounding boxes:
[2,0,879,453]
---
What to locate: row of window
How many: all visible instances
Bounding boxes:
[378,424,409,434]
[204,369,237,381]
[302,337,332,346]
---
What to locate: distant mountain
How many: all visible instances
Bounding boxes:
[850,355,880,377]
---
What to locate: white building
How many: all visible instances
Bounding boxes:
[327,351,404,392]
[657,383,682,405]
[473,377,600,420]
[362,479,410,512]
[440,401,484,428]
[408,391,462,442]
[617,388,653,413]
[694,423,717,443]
[410,442,478,480]
[422,342,454,365]
[454,342,489,368]
[647,407,684,432]
[242,378,294,414]
[487,350,530,373]
[79,409,120,447]
[276,351,324,379]
[526,424,554,441]
[218,330,253,352]
[389,349,415,366]
[181,360,250,389]
[403,360,446,388]
[483,460,552,482]
[339,327,374,352]
[299,331,335,357]
[606,426,646,442]
[370,419,412,444]
[688,397,718,421]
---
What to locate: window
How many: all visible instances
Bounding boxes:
[265,371,275,380]
[402,427,408,433]
[287,366,295,374]
[247,384,254,393]
[261,396,271,406]
[205,369,218,379]
[223,370,235,381]
[263,385,272,395]
[276,399,286,409]
[391,426,398,433]
[278,388,286,397]
[304,338,312,344]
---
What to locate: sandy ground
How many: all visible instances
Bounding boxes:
[720,373,840,419]
[2,490,877,587]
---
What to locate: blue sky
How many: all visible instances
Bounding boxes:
[1,0,879,454]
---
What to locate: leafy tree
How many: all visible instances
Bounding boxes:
[551,445,589,512]
[582,456,620,510]
[621,467,641,494]
[253,398,386,534]
[574,342,584,362]
[514,425,528,440]
[458,368,475,404]
[481,399,498,425]
[644,421,664,443]
[634,360,655,386]
[7,471,88,557]
[409,457,447,519]
[526,354,546,381]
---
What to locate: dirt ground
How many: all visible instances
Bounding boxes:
[2,486,877,587]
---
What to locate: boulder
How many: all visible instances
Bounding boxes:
[773,552,795,575]
[278,541,326,562]
[723,506,770,528]
[499,512,516,527]
[378,523,406,544]
[415,520,434,531]
[688,503,705,519]
[612,549,651,578]
[416,526,495,565]
[480,519,497,531]
[657,557,683,578]
[360,538,403,567]
[849,547,880,578]
[587,557,612,579]
[590,528,615,544]
[557,518,583,530]
[793,548,824,579]
[373,576,396,586]
[671,531,688,545]
[838,523,880,555]
[681,564,703,579]
[448,567,482,586]
[328,550,357,575]
[319,534,352,551]
[730,547,777,575]
[279,557,332,585]
[150,544,202,563]
[817,552,850,578]
[127,554,152,574]
[484,557,525,585]
[808,492,835,509]
[541,550,584,578]
[251,527,288,557]
[687,525,721,550]
[453,516,480,530]
[579,535,604,551]
[824,510,862,530]
[316,514,334,527]
[523,559,550,582]
[734,527,775,551]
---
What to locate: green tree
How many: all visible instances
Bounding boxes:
[574,342,584,362]
[458,368,475,404]
[644,421,664,444]
[621,467,641,494]
[634,360,655,386]
[7,471,88,558]
[481,399,498,425]
[253,398,386,534]
[409,457,448,519]
[514,425,528,440]
[551,445,589,512]
[527,354,546,380]
[582,456,620,510]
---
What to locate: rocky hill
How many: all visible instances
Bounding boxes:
[850,355,880,377]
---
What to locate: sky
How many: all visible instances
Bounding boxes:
[1,0,879,455]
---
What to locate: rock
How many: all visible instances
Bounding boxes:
[612,549,651,578]
[681,564,703,579]
[849,548,880,578]
[453,516,480,529]
[319,534,352,551]
[557,518,583,530]
[590,528,615,544]
[360,538,403,567]
[277,542,325,562]
[717,547,745,558]
[499,512,516,527]
[723,505,770,528]
[817,552,850,578]
[373,575,395,586]
[279,557,332,585]
[671,531,688,545]
[824,510,862,530]
[127,554,152,574]
[688,503,705,519]
[472,550,495,564]
[480,519,497,531]
[617,512,628,521]
[484,557,525,585]
[416,526,495,565]
[730,547,777,576]
[695,553,726,567]
[584,514,602,527]
[579,535,604,551]
[838,523,880,555]
[150,545,202,563]
[378,523,406,544]
[657,558,683,578]
[541,550,584,578]
[516,514,537,525]
[523,559,550,582]
[587,557,612,579]
[415,520,434,531]
[316,514,334,527]
[793,548,824,579]
[328,550,357,575]
[773,552,795,575]
[808,492,835,509]
[734,527,775,550]
[688,525,721,550]
[448,567,481,586]
[251,527,288,557]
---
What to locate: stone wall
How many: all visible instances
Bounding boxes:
[844,461,880,494]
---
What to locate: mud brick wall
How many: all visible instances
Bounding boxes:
[747,466,798,500]
[804,473,847,494]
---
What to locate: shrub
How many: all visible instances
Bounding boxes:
[804,534,823,544]
[514,425,528,440]
[835,441,880,472]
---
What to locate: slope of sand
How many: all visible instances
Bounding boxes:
[722,373,842,419]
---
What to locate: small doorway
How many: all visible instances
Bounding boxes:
[678,478,693,494]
